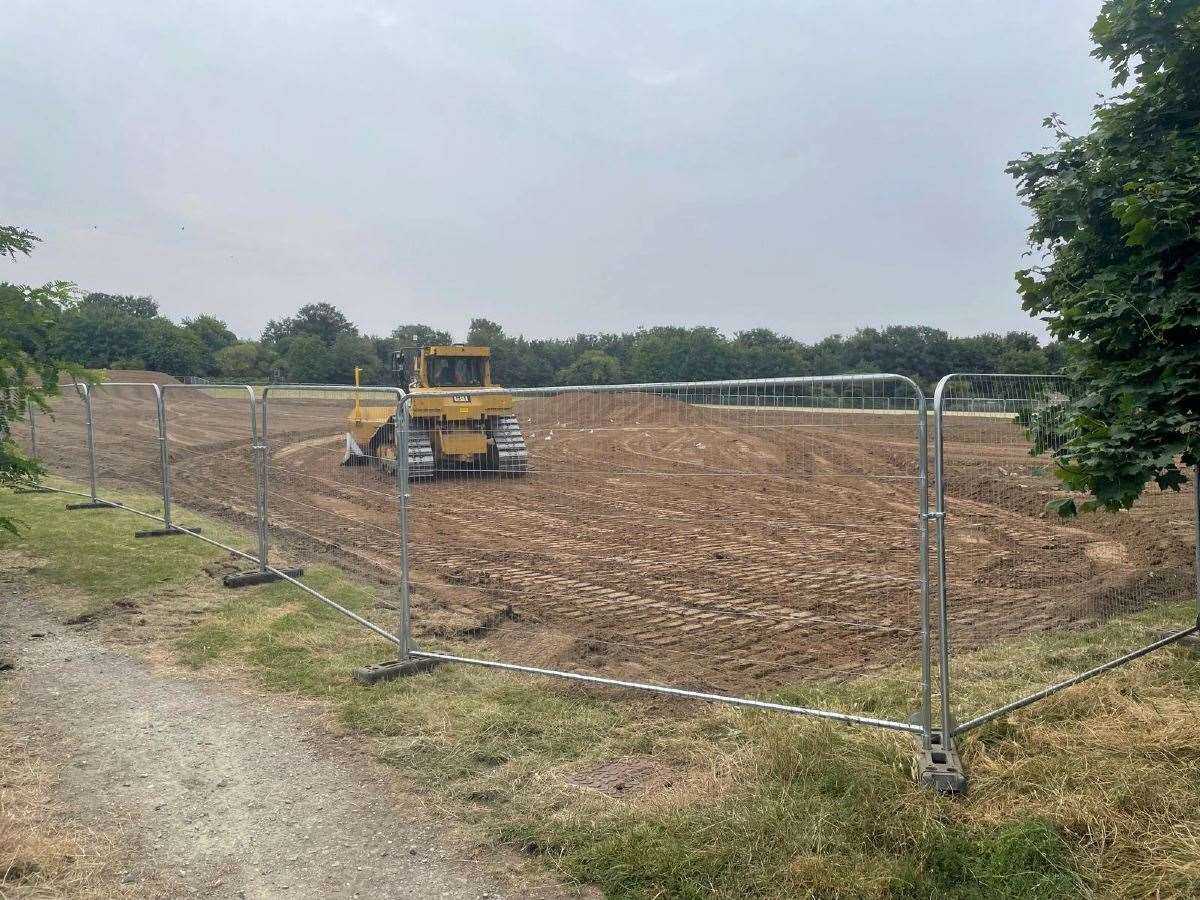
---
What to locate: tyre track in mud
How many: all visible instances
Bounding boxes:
[20,387,1195,702]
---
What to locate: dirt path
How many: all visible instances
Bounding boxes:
[0,583,566,900]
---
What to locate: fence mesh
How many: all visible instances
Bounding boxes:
[405,377,928,722]
[24,384,90,487]
[85,382,166,515]
[263,386,404,582]
[936,374,1198,729]
[161,385,262,539]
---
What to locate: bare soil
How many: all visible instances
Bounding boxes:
[20,383,1197,704]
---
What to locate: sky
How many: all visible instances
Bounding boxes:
[2,1,1112,342]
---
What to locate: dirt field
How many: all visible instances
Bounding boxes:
[18,373,1197,711]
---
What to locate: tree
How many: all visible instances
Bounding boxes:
[1007,0,1200,514]
[214,341,280,381]
[329,332,384,384]
[183,314,237,374]
[733,329,809,378]
[80,292,159,318]
[1,227,89,533]
[52,303,150,368]
[556,350,623,385]
[389,323,453,347]
[141,319,206,377]
[466,318,506,347]
[263,302,356,348]
[284,334,336,383]
[628,327,737,382]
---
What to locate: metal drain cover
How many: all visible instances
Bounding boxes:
[569,757,663,798]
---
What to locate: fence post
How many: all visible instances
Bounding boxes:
[255,442,270,572]
[131,386,201,538]
[222,386,302,588]
[916,394,932,752]
[910,375,966,793]
[84,385,97,501]
[396,395,412,658]
[28,404,38,460]
[158,390,173,529]
[65,384,110,511]
[934,379,953,743]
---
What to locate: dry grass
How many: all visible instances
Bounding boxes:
[0,718,165,899]
[961,654,1200,897]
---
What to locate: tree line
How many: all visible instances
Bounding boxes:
[11,290,1067,391]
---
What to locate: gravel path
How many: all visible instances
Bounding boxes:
[0,582,567,899]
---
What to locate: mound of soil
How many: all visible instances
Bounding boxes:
[59,369,182,386]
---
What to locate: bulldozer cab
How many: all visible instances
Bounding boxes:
[427,355,484,387]
[391,345,493,391]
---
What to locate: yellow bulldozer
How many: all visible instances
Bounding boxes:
[343,344,527,478]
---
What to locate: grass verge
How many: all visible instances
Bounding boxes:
[4,486,1200,898]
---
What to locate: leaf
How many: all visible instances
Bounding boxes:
[1045,497,1079,518]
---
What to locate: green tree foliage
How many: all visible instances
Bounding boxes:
[52,300,149,368]
[80,292,159,318]
[284,334,337,383]
[330,332,384,384]
[259,302,388,383]
[182,314,237,374]
[33,288,1065,393]
[1007,0,1200,514]
[142,318,206,376]
[629,327,739,382]
[391,323,453,346]
[733,329,811,378]
[0,226,39,258]
[213,341,280,381]
[1,228,90,533]
[263,302,357,348]
[50,292,217,378]
[466,317,506,346]
[556,350,623,385]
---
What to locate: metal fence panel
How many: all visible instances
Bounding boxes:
[934,374,1198,736]
[161,384,262,543]
[21,383,91,489]
[261,382,405,585]
[402,376,931,733]
[84,382,167,515]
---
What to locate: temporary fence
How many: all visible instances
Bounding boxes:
[20,383,92,493]
[82,382,176,527]
[259,384,405,578]
[12,371,1200,790]
[932,374,1200,742]
[158,383,269,565]
[398,376,935,746]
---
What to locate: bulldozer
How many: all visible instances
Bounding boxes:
[342,344,528,478]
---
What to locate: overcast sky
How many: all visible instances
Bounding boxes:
[3,1,1110,342]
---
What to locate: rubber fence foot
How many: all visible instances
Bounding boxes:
[135,526,201,538]
[222,567,304,588]
[352,658,442,685]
